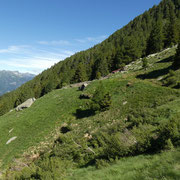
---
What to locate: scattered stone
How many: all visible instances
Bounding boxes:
[123,101,127,105]
[136,60,141,64]
[69,81,91,88]
[84,133,89,138]
[31,153,40,161]
[157,76,163,81]
[86,147,95,154]
[121,71,127,74]
[9,128,14,133]
[99,76,109,80]
[72,123,78,127]
[61,86,68,89]
[126,82,133,87]
[6,136,17,144]
[84,133,92,140]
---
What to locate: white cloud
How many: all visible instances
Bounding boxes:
[0,45,30,54]
[1,57,56,69]
[0,35,107,74]
[75,35,107,43]
[0,45,75,74]
[37,40,70,46]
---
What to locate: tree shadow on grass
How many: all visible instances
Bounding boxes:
[73,108,95,119]
[156,56,173,63]
[136,65,172,80]
[80,159,96,168]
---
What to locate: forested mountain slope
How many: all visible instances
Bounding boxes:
[0,0,180,116]
[0,70,34,96]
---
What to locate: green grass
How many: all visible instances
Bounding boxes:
[67,148,180,180]
[0,87,83,168]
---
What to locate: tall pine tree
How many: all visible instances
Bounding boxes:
[164,1,179,47]
[74,62,88,83]
[146,20,164,55]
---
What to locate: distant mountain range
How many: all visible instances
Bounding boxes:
[0,70,35,95]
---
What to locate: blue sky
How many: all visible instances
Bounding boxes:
[0,0,161,74]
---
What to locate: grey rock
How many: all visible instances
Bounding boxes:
[16,98,36,111]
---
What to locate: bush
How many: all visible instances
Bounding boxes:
[89,83,111,113]
[132,124,156,153]
[157,117,180,148]
[95,72,101,79]
[95,159,109,169]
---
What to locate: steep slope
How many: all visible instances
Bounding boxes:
[0,47,180,179]
[0,70,35,96]
[0,0,180,116]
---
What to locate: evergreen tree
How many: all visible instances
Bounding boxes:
[164,2,179,47]
[74,63,88,83]
[142,58,148,69]
[146,20,164,55]
[93,57,109,79]
[113,51,123,69]
[41,81,54,96]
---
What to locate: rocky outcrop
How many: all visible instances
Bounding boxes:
[15,98,36,111]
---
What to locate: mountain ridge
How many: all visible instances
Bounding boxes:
[0,70,35,96]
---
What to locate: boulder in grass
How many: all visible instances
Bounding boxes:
[15,98,36,111]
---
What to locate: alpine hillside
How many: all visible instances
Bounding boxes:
[1,44,180,180]
[0,0,179,179]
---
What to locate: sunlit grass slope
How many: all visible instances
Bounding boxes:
[67,148,180,180]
